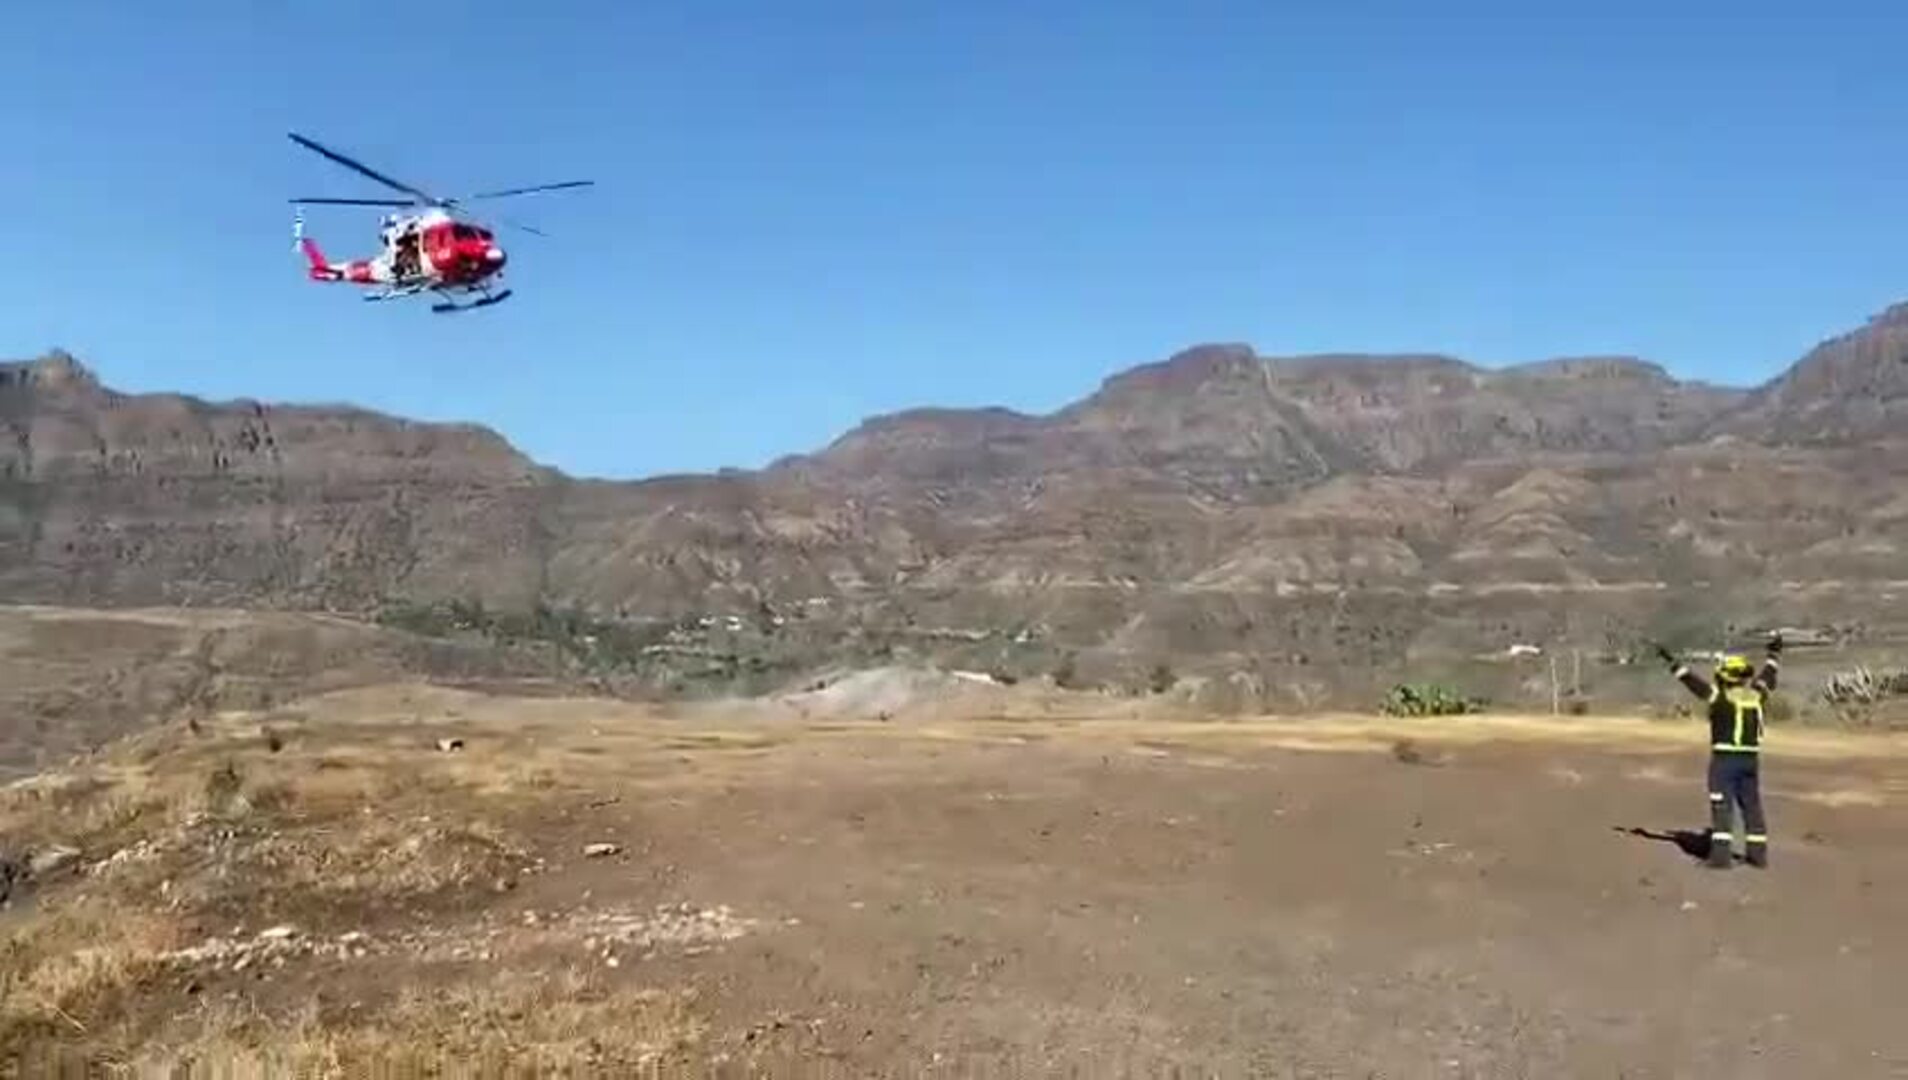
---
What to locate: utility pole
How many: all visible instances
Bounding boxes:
[1549,653,1561,715]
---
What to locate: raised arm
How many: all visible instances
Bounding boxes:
[1655,642,1712,700]
[1755,632,1783,691]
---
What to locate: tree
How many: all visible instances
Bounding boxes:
[1148,662,1178,694]
[1052,653,1080,689]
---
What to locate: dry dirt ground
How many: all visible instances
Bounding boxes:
[4,680,1907,1078]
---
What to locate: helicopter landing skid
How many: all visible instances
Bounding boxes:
[431,288,513,314]
[361,282,429,303]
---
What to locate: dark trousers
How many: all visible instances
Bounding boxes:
[1708,751,1767,867]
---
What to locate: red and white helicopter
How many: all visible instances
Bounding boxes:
[287,132,593,313]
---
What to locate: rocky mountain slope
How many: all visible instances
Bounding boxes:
[0,352,552,611]
[5,301,1907,705]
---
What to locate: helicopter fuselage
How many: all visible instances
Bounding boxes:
[301,209,506,292]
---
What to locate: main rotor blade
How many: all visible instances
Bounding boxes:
[288,197,420,206]
[495,214,549,237]
[465,180,595,200]
[287,132,442,205]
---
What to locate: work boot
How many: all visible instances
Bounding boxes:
[1745,842,1768,869]
[1706,835,1735,869]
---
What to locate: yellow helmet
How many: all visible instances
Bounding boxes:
[1715,654,1754,684]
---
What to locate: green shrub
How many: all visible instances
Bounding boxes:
[1147,662,1177,695]
[374,597,664,674]
[1821,666,1908,707]
[1381,682,1484,717]
[1051,653,1080,690]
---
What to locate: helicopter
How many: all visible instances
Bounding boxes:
[286,131,593,313]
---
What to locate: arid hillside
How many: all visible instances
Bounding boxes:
[5,301,1908,704]
[0,605,565,782]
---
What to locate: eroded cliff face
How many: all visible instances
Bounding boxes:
[0,351,551,610]
[5,298,1906,701]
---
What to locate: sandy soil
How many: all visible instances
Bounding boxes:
[4,682,1906,1077]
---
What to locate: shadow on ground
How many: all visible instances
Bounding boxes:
[1614,825,1714,862]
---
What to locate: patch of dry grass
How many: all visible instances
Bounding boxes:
[0,731,600,1067]
[230,812,534,905]
[6,732,549,904]
[0,899,184,1056]
[122,970,704,1076]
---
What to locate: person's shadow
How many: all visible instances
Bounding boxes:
[1614,825,1715,862]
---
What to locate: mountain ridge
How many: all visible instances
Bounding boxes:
[8,334,1770,487]
[6,300,1907,706]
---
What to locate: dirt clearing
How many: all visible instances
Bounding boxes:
[4,684,1905,1076]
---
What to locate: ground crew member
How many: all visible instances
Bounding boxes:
[1655,634,1783,869]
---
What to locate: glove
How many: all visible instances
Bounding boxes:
[1653,643,1677,667]
[1767,632,1784,657]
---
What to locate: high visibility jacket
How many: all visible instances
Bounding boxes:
[1707,684,1766,753]
[1674,657,1778,754]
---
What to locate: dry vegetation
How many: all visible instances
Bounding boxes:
[113,976,701,1075]
[0,707,708,1072]
[4,669,1907,1075]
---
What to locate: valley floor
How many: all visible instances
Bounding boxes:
[4,684,1907,1077]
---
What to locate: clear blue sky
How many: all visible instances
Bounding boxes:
[3,2,1905,479]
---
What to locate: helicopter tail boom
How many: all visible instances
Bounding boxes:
[299,235,342,281]
[300,237,377,284]
[293,210,342,281]
[295,228,379,286]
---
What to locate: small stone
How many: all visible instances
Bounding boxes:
[1680,901,1699,912]
[583,843,620,858]
[606,955,621,968]
[338,931,368,945]
[258,926,297,941]
[27,845,81,878]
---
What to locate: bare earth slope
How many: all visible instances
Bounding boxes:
[6,301,1908,703]
[0,605,561,782]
